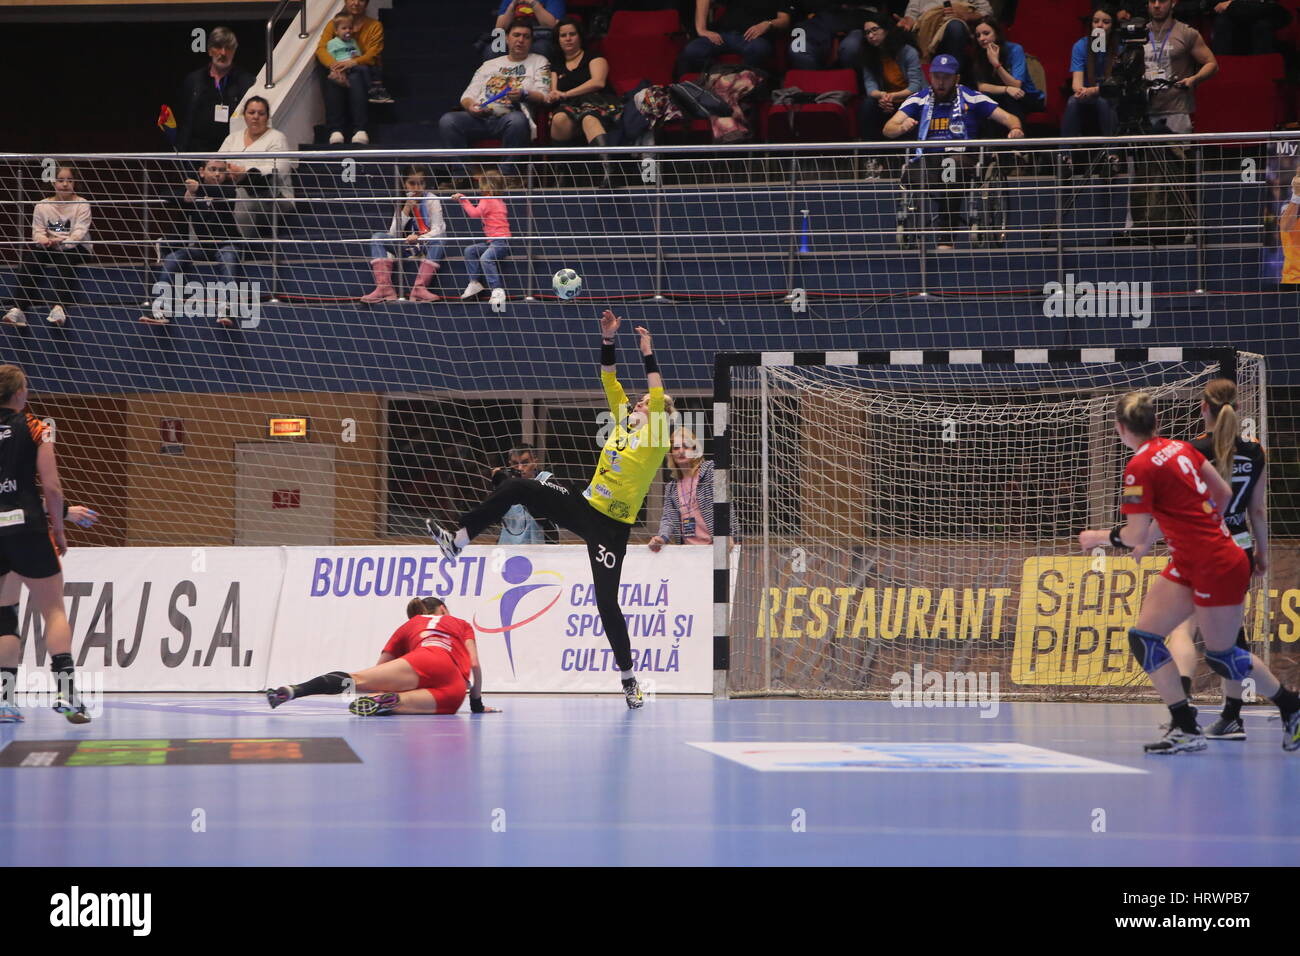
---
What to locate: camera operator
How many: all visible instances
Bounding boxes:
[1142,0,1216,135]
[1114,0,1216,244]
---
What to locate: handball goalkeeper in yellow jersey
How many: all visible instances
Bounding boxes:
[428,310,672,709]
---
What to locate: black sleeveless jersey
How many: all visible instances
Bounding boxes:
[0,409,49,536]
[1189,432,1266,542]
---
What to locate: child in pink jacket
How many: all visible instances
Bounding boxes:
[452,169,510,307]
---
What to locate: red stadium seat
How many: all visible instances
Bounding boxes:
[764,69,859,142]
[1195,54,1286,132]
[604,9,684,95]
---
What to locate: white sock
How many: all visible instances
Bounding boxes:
[620,669,634,682]
[454,528,469,548]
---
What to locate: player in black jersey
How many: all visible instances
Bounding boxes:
[1165,379,1268,740]
[0,365,87,723]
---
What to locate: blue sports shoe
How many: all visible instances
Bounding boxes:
[0,704,23,723]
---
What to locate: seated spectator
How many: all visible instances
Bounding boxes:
[678,0,794,74]
[883,54,1023,247]
[1062,5,1119,141]
[970,16,1044,133]
[3,166,90,328]
[219,97,296,239]
[484,0,566,62]
[787,1,868,71]
[911,1,984,83]
[141,159,242,327]
[1208,0,1291,55]
[439,21,551,159]
[546,19,622,149]
[177,26,255,153]
[453,170,512,309]
[316,0,391,146]
[360,165,447,304]
[649,427,715,551]
[859,14,923,144]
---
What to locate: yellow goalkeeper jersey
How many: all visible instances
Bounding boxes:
[583,370,671,524]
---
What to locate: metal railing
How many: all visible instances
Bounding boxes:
[265,0,311,90]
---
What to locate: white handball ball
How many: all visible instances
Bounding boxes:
[552,268,582,300]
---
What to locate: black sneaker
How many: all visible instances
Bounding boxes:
[350,692,399,716]
[1144,725,1207,755]
[426,519,463,560]
[265,686,293,709]
[622,677,644,710]
[53,694,91,725]
[368,85,395,104]
[1205,715,1246,740]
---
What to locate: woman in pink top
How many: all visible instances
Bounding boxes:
[649,427,715,551]
[452,169,511,308]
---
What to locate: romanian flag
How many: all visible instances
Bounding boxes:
[157,104,178,148]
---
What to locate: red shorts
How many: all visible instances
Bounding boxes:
[1160,546,1251,607]
[400,646,468,715]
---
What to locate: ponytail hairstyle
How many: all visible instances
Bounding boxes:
[1115,391,1156,439]
[1203,378,1239,483]
[406,595,449,618]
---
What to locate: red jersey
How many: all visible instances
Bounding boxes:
[383,613,474,680]
[1120,437,1236,561]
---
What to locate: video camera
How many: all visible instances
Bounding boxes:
[1097,17,1175,133]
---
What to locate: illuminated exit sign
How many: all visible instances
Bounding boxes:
[268,417,308,438]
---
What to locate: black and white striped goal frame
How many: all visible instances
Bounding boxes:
[708,346,1241,695]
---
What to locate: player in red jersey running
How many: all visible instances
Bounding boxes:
[264,596,500,716]
[1079,391,1300,754]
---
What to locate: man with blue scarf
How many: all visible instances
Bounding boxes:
[883,54,1023,248]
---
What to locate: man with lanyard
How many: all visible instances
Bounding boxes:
[883,54,1023,248]
[495,444,555,545]
[1125,0,1216,244]
[178,27,255,153]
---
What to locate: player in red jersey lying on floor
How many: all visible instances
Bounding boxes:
[264,595,500,715]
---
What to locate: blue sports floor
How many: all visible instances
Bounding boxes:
[1,695,1296,867]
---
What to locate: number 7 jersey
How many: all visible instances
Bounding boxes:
[1189,433,1266,550]
[1120,437,1235,559]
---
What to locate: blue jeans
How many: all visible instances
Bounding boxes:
[679,30,773,74]
[463,239,509,288]
[369,232,445,264]
[162,243,241,282]
[438,110,531,150]
[1061,95,1117,138]
[787,14,862,71]
[321,64,371,135]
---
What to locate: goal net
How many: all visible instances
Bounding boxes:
[718,348,1267,701]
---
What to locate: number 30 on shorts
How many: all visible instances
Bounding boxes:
[595,544,618,569]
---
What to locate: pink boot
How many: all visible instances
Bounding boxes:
[360,258,397,303]
[408,259,441,302]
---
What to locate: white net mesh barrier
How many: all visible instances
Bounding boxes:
[724,353,1267,700]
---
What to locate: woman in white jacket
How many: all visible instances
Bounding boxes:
[360,165,447,303]
[219,96,296,239]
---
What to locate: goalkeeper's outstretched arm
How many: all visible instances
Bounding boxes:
[635,324,663,395]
